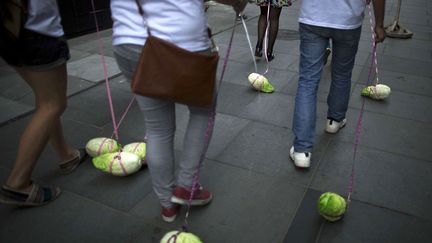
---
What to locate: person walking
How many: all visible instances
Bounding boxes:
[290,0,385,168]
[110,0,247,222]
[254,0,292,61]
[0,0,88,206]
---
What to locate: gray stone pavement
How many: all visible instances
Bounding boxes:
[1,0,431,242]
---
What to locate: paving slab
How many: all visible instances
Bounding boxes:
[283,188,432,243]
[311,140,432,220]
[66,54,121,83]
[0,73,32,101]
[131,160,306,243]
[0,97,33,126]
[283,189,323,243]
[332,109,432,162]
[350,84,432,123]
[0,190,158,243]
[63,84,135,127]
[0,1,431,242]
[318,199,432,243]
[356,68,432,96]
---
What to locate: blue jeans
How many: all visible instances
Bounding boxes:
[292,23,361,152]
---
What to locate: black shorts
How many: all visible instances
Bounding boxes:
[0,28,70,71]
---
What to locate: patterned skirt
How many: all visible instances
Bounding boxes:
[255,0,291,8]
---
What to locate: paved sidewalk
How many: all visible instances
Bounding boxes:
[1,1,431,242]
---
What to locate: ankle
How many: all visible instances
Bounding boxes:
[58,148,79,164]
[4,180,32,192]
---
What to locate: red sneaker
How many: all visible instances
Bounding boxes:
[161,204,180,222]
[170,185,212,206]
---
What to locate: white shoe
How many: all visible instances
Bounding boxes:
[325,118,346,134]
[289,146,311,168]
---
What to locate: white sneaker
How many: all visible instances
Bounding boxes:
[325,118,346,134]
[289,146,311,168]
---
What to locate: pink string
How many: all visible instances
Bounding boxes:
[97,138,109,156]
[347,1,379,204]
[108,152,128,176]
[132,142,141,153]
[111,96,136,139]
[90,0,119,140]
[182,17,237,232]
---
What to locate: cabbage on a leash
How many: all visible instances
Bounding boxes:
[317,192,347,222]
[85,137,120,157]
[361,84,391,100]
[248,72,274,93]
[160,231,202,243]
[92,151,142,176]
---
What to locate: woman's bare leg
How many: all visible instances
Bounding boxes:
[5,63,76,191]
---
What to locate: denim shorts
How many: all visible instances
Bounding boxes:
[0,29,70,71]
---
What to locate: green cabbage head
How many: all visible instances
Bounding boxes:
[160,231,202,243]
[92,152,141,176]
[317,192,346,222]
[361,84,391,100]
[86,137,120,157]
[248,72,274,93]
[122,142,146,163]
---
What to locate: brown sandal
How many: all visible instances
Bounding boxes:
[59,148,88,174]
[0,184,61,207]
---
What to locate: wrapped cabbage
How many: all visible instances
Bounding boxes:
[122,142,146,164]
[361,84,391,100]
[92,152,141,176]
[248,72,274,93]
[160,231,202,243]
[86,137,120,157]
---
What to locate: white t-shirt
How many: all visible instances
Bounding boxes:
[111,0,210,52]
[299,0,367,29]
[24,0,64,37]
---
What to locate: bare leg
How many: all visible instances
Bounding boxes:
[5,64,76,191]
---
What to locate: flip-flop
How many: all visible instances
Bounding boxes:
[0,184,61,207]
[59,148,88,174]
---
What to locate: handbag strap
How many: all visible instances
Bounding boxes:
[134,0,152,35]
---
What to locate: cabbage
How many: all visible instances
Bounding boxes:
[92,152,141,176]
[248,72,274,93]
[86,137,120,157]
[361,84,391,100]
[317,192,346,222]
[122,142,146,164]
[160,231,202,243]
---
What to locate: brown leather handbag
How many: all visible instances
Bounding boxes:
[131,1,219,108]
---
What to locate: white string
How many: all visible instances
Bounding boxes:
[367,3,380,85]
[241,17,258,73]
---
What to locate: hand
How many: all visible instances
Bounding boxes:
[374,25,386,43]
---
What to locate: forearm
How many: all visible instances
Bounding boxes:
[372,0,385,27]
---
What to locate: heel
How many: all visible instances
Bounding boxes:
[255,47,262,58]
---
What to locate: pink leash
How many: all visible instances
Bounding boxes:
[347,2,380,205]
[90,0,136,141]
[90,0,139,174]
[180,17,237,234]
